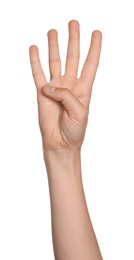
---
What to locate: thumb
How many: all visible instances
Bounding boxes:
[42,85,85,116]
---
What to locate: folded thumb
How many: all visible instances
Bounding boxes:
[42,85,84,115]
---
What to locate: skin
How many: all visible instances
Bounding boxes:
[29,20,102,260]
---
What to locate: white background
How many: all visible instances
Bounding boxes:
[0,0,134,259]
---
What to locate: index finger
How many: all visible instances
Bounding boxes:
[80,30,102,88]
[29,45,47,90]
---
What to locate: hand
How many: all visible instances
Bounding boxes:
[29,20,102,153]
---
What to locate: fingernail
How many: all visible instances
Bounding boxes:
[44,85,56,93]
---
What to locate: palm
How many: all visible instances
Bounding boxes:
[29,20,102,150]
[37,75,87,149]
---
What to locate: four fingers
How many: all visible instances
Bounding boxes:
[29,45,47,89]
[80,30,102,90]
[65,20,80,78]
[47,29,61,80]
[29,22,102,97]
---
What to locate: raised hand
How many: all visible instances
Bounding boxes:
[29,20,102,152]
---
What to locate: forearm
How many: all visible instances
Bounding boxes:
[44,149,102,260]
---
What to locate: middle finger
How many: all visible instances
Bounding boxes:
[65,20,80,79]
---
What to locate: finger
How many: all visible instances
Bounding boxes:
[47,29,61,80]
[29,45,47,89]
[42,85,86,119]
[65,20,80,79]
[80,30,102,88]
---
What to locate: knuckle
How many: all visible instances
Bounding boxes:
[32,69,43,78]
[63,88,70,95]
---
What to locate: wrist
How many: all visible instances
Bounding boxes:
[43,148,81,175]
